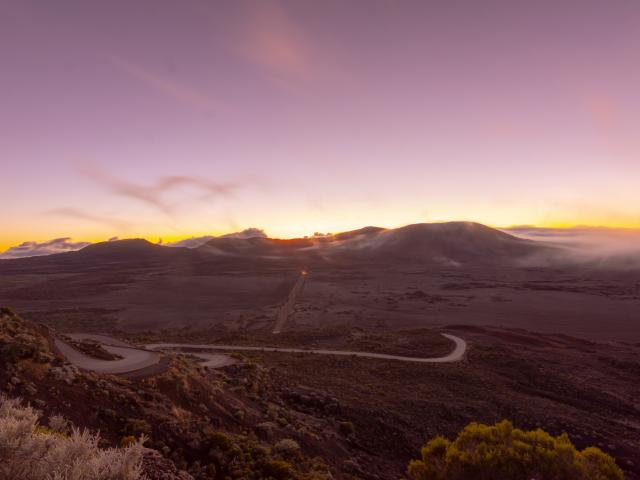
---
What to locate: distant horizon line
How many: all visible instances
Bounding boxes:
[3,220,640,259]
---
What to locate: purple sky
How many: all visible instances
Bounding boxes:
[1,0,640,250]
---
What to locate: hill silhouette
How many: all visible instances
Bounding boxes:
[0,222,548,270]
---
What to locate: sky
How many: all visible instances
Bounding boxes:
[2,0,640,252]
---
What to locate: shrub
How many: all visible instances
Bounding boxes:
[0,309,51,363]
[274,438,301,457]
[203,426,233,451]
[123,418,152,437]
[259,459,297,480]
[0,306,16,316]
[408,420,623,480]
[121,435,138,447]
[0,341,37,361]
[338,421,355,436]
[0,395,147,479]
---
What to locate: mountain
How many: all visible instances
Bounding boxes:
[196,221,545,266]
[358,222,542,264]
[73,239,185,260]
[0,222,549,272]
[0,239,198,273]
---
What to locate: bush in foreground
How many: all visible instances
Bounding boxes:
[408,420,623,480]
[0,395,147,480]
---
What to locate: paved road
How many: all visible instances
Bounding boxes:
[53,337,162,374]
[273,271,307,334]
[147,333,467,364]
[56,334,236,374]
[56,330,466,376]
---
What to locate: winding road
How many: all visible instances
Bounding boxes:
[147,334,466,364]
[53,337,162,375]
[54,332,467,375]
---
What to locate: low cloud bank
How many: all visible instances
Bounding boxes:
[506,226,640,268]
[0,238,91,259]
[1,228,269,259]
[164,228,268,248]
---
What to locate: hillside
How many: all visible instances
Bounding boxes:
[1,307,637,479]
[195,222,546,266]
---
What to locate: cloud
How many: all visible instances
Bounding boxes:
[165,228,268,248]
[238,1,313,90]
[47,208,133,231]
[0,238,91,259]
[75,163,238,215]
[582,90,639,162]
[506,226,640,269]
[109,55,226,113]
[165,236,215,248]
[221,228,268,239]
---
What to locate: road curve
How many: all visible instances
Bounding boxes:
[56,333,236,373]
[146,333,467,364]
[53,338,162,374]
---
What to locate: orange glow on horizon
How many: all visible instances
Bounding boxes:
[3,217,640,254]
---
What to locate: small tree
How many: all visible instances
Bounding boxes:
[408,420,623,480]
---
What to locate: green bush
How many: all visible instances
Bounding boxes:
[259,459,297,480]
[0,341,37,362]
[0,307,16,316]
[203,426,233,451]
[338,421,355,436]
[123,418,152,437]
[408,420,623,480]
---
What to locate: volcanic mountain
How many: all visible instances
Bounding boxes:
[0,222,549,271]
[192,222,546,266]
[0,239,198,273]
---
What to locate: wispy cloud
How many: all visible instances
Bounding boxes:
[237,1,318,92]
[0,238,91,259]
[582,90,639,162]
[109,55,226,113]
[75,163,238,215]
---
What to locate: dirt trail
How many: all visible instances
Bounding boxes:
[273,271,307,334]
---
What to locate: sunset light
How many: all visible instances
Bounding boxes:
[1,3,639,478]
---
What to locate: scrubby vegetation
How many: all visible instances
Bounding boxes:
[2,306,637,479]
[408,420,623,480]
[0,307,54,364]
[0,395,147,480]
